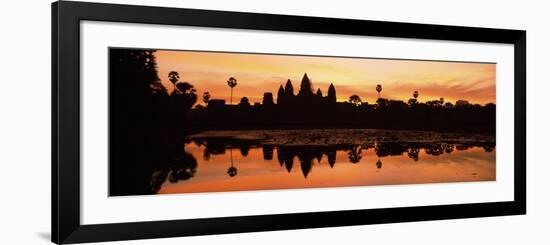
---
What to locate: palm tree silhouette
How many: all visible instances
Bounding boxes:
[376,84,382,98]
[168,71,180,85]
[227,77,237,105]
[227,148,237,177]
[376,158,382,170]
[409,90,419,106]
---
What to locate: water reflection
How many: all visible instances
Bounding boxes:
[109,133,496,196]
[227,149,238,177]
[149,146,198,194]
[194,139,495,179]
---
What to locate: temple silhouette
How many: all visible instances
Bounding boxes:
[205,73,335,109]
[186,73,496,133]
[108,48,496,136]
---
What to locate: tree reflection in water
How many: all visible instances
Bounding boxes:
[376,158,383,170]
[110,141,199,196]
[407,147,420,161]
[196,138,496,180]
[227,149,238,177]
[348,146,362,164]
[110,137,496,196]
[149,146,198,194]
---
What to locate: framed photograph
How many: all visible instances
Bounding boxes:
[52,1,526,244]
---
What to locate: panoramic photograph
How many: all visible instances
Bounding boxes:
[109,48,496,196]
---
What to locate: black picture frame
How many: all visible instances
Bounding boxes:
[52,1,526,244]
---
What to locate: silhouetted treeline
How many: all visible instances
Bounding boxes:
[109,49,198,195]
[186,73,496,133]
[110,140,198,196]
[110,49,198,139]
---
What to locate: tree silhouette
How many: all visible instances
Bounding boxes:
[376,98,389,108]
[348,145,362,163]
[376,84,383,98]
[349,94,362,106]
[227,77,237,105]
[167,71,198,125]
[175,82,195,95]
[168,150,198,183]
[168,71,180,85]
[375,158,383,169]
[202,91,211,104]
[109,49,167,196]
[109,49,162,132]
[227,149,238,177]
[408,91,419,106]
[239,97,250,107]
[203,149,211,161]
[444,144,455,154]
[172,81,198,121]
[455,100,470,107]
[151,80,168,95]
[483,145,495,152]
[407,147,420,161]
[227,165,237,177]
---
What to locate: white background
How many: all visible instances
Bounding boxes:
[0,0,548,244]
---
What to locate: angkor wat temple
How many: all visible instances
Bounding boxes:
[186,73,496,133]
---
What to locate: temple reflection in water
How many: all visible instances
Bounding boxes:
[109,134,496,196]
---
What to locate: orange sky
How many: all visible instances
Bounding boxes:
[155,50,496,106]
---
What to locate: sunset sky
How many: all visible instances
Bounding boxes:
[155,50,496,106]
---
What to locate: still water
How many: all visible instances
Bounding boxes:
[156,129,496,195]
